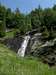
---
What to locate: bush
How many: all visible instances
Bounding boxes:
[42,31,49,38]
[0,31,5,37]
[0,21,5,37]
[14,29,21,37]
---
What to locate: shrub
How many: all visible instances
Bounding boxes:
[0,21,5,37]
[42,31,49,38]
[0,31,5,37]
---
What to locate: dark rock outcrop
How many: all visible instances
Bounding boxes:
[2,30,56,66]
[3,36,23,53]
[30,38,56,66]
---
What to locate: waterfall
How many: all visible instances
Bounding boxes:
[17,35,30,57]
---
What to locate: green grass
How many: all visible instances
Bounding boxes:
[0,44,56,75]
[5,29,20,38]
[5,31,15,38]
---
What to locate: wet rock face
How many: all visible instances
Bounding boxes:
[25,33,42,55]
[3,32,42,54]
[30,38,56,66]
[3,36,24,53]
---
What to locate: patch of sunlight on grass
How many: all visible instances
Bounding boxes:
[5,31,15,38]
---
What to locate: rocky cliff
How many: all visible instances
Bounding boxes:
[3,32,56,66]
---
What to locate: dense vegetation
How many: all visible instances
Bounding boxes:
[0,4,56,38]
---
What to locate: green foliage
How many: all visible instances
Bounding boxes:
[42,26,49,38]
[0,21,5,37]
[0,31,5,37]
[42,31,49,38]
[53,5,56,10]
[0,4,56,37]
[5,30,15,38]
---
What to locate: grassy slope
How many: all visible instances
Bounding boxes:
[5,30,15,38]
[5,29,20,38]
[0,44,56,75]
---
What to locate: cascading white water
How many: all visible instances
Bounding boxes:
[17,35,30,57]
